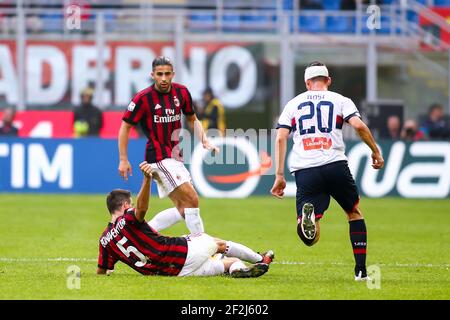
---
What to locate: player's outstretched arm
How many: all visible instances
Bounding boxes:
[135,161,153,222]
[270,128,290,198]
[185,113,220,154]
[118,121,133,180]
[348,117,384,169]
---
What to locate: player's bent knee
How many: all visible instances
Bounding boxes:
[222,257,240,272]
[179,193,199,209]
[346,207,363,220]
[215,240,227,253]
[186,198,199,208]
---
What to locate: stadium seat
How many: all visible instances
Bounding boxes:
[407,11,419,24]
[241,13,276,32]
[434,0,450,6]
[298,15,323,33]
[189,13,216,31]
[326,16,355,33]
[323,0,341,10]
[283,0,294,10]
[222,14,241,32]
[40,13,63,33]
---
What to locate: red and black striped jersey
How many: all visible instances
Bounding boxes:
[97,208,188,276]
[122,83,195,163]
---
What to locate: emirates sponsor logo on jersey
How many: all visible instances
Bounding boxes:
[303,137,332,151]
[154,113,182,123]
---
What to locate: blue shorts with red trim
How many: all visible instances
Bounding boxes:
[294,160,359,220]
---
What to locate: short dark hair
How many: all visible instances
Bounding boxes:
[106,189,131,214]
[152,56,173,70]
[307,61,325,68]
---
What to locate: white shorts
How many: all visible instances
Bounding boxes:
[150,158,192,198]
[178,233,225,277]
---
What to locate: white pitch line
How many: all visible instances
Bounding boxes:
[0,258,448,268]
[274,261,450,268]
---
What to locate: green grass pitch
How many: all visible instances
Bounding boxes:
[0,194,449,300]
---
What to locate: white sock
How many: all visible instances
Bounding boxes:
[229,260,246,274]
[224,241,262,263]
[184,208,205,234]
[148,207,183,232]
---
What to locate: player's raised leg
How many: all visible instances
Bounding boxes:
[149,185,204,234]
[294,167,328,247]
[297,203,321,247]
[148,207,183,232]
[213,238,274,265]
[147,158,204,234]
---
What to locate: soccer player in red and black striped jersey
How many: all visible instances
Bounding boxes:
[97,161,274,277]
[118,56,219,236]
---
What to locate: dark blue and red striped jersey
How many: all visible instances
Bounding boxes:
[122,83,195,163]
[97,208,188,276]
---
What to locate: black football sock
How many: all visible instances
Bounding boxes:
[349,219,367,276]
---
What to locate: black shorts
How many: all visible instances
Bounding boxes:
[294,160,359,220]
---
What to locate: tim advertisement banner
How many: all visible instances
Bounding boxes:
[0,137,449,198]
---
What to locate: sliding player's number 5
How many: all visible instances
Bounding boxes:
[117,237,147,267]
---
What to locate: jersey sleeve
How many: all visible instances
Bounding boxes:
[122,94,146,125]
[97,243,118,270]
[276,103,295,132]
[342,97,361,122]
[123,208,142,225]
[181,88,195,116]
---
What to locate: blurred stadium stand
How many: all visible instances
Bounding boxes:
[0,1,447,36]
[0,0,449,133]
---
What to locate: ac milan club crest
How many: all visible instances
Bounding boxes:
[173,96,180,107]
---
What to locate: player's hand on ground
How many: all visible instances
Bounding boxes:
[203,140,220,155]
[270,176,286,199]
[119,160,132,180]
[139,161,153,178]
[371,152,384,170]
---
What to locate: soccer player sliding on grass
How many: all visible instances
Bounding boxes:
[271,61,384,281]
[97,161,274,277]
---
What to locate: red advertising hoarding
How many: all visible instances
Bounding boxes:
[0,110,140,138]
